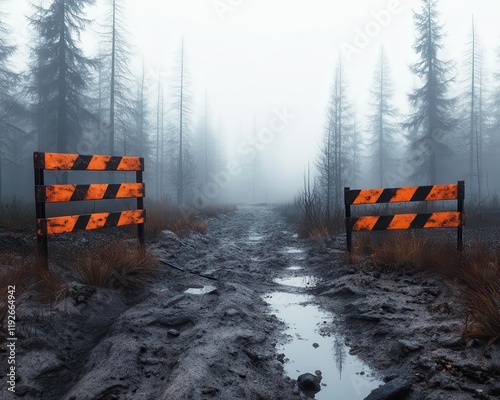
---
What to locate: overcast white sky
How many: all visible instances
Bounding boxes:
[5,0,500,201]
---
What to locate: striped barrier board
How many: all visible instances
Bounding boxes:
[33,152,144,171]
[34,152,146,267]
[344,181,465,252]
[35,183,144,203]
[36,210,145,236]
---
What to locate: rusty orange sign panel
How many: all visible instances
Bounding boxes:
[347,184,459,205]
[37,210,145,236]
[34,152,144,171]
[350,212,462,231]
[36,183,145,203]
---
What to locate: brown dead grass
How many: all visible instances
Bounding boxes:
[73,240,158,289]
[355,232,500,345]
[145,199,221,237]
[452,247,500,345]
[0,253,66,335]
[0,197,34,232]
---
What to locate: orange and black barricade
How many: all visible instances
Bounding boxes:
[34,152,146,267]
[344,181,465,252]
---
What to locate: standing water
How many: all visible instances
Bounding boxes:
[262,240,382,399]
[264,292,381,399]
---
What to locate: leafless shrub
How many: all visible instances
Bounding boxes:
[294,175,342,239]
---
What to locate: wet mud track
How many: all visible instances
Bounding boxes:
[3,205,499,400]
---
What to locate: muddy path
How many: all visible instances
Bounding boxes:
[2,205,499,400]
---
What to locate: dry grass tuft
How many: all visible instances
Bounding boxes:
[0,253,67,334]
[0,197,34,232]
[74,240,158,289]
[370,233,429,269]
[451,247,500,345]
[144,199,225,237]
[189,219,208,235]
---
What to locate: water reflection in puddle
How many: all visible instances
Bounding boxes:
[264,292,381,399]
[248,235,264,241]
[184,285,216,294]
[284,247,304,254]
[274,276,317,288]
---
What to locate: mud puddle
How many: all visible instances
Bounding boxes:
[264,291,381,399]
[274,276,317,288]
[183,285,217,294]
[283,247,304,254]
[248,234,264,241]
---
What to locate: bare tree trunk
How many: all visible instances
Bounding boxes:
[204,91,208,187]
[469,19,475,195]
[57,0,66,153]
[139,61,145,157]
[156,78,161,200]
[177,38,184,204]
[160,89,165,200]
[379,50,384,187]
[57,0,67,184]
[109,0,116,155]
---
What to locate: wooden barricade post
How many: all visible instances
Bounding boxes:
[344,181,465,253]
[34,152,146,268]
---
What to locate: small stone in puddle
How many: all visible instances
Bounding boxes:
[297,372,321,392]
[167,329,180,337]
[312,342,319,348]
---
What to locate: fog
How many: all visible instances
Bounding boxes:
[1,0,500,207]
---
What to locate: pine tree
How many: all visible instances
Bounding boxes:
[459,18,487,209]
[366,47,399,187]
[29,0,96,156]
[171,38,196,204]
[317,59,353,215]
[488,47,500,174]
[0,2,24,201]
[100,0,134,155]
[403,0,457,184]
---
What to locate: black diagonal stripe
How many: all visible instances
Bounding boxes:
[104,212,122,228]
[72,155,93,170]
[73,214,92,231]
[345,190,361,205]
[105,157,122,171]
[410,186,433,202]
[372,215,394,231]
[103,184,121,199]
[410,213,431,229]
[70,185,90,201]
[377,188,398,204]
